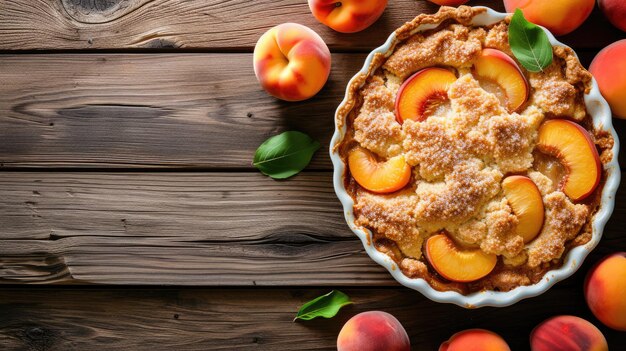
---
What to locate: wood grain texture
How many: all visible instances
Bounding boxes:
[0,172,345,241]
[1,171,625,285]
[0,53,362,169]
[2,52,626,170]
[0,1,623,52]
[1,286,625,350]
[0,172,389,285]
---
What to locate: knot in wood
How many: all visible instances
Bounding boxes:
[25,327,45,340]
[61,0,131,24]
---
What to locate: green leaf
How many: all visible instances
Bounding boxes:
[294,290,352,322]
[253,131,320,179]
[508,8,553,72]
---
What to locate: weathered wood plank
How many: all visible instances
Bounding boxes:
[0,1,622,52]
[0,172,346,240]
[0,172,390,285]
[2,52,625,170]
[0,0,445,51]
[0,237,391,285]
[1,172,625,285]
[0,53,363,169]
[1,286,625,350]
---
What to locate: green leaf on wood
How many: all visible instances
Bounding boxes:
[294,290,352,322]
[253,131,320,179]
[508,8,553,72]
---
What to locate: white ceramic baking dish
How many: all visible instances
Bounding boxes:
[330,6,620,308]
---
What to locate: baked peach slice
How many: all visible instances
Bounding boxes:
[502,176,544,243]
[537,120,601,201]
[474,49,529,112]
[394,68,457,124]
[348,148,411,193]
[425,234,497,282]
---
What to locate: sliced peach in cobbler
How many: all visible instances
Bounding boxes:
[502,175,545,243]
[473,48,529,112]
[348,147,411,194]
[394,68,457,124]
[536,120,601,201]
[425,234,497,283]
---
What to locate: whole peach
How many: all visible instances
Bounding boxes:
[253,23,331,101]
[428,0,469,5]
[599,0,626,32]
[530,315,608,351]
[503,0,595,36]
[308,0,388,33]
[590,40,626,119]
[337,311,410,351]
[585,253,626,331]
[439,329,511,351]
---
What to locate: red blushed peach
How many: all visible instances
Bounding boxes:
[337,311,410,351]
[599,0,626,32]
[503,0,595,36]
[585,253,626,331]
[308,0,388,33]
[530,315,608,351]
[428,0,469,5]
[590,40,626,119]
[440,329,511,351]
[253,23,331,101]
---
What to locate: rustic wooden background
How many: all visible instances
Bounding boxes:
[1,0,625,349]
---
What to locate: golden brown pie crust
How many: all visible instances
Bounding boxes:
[337,6,614,294]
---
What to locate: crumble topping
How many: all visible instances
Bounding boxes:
[354,189,420,246]
[526,192,589,267]
[353,76,404,158]
[384,24,485,80]
[339,6,608,293]
[483,22,512,55]
[456,197,523,258]
[403,120,464,180]
[447,73,506,129]
[529,47,591,121]
[413,159,502,230]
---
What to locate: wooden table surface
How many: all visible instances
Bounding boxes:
[1,0,625,349]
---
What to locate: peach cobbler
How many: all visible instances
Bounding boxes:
[336,7,614,294]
